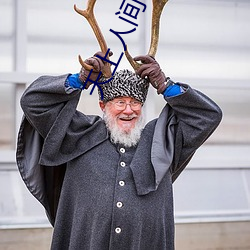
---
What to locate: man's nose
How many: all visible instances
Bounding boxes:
[122,104,134,115]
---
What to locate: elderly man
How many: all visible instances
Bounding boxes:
[17,53,222,250]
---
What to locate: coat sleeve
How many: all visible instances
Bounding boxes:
[20,74,108,166]
[20,74,81,139]
[165,84,223,182]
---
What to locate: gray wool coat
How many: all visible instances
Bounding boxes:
[16,74,222,250]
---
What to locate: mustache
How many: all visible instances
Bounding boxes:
[117,114,138,119]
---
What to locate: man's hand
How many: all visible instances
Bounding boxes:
[134,55,167,94]
[79,51,111,89]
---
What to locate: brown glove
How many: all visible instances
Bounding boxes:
[134,55,167,94]
[79,51,111,89]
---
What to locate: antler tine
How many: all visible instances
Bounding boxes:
[125,0,168,70]
[74,0,112,78]
[148,0,168,57]
[125,46,141,71]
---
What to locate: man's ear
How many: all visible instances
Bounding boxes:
[99,101,106,111]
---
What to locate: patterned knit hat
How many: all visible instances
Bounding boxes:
[98,69,149,103]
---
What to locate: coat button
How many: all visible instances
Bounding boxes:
[119,181,125,187]
[120,148,125,153]
[117,202,123,208]
[120,162,126,167]
[115,227,122,234]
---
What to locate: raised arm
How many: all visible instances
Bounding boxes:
[165,84,222,181]
[20,52,107,138]
[134,55,222,181]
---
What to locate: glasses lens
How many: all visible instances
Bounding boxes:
[130,102,141,110]
[113,101,142,110]
[115,101,126,110]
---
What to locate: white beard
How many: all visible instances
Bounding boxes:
[103,109,145,147]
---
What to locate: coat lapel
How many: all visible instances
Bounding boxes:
[130,105,177,196]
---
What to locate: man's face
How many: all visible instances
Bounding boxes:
[99,96,142,133]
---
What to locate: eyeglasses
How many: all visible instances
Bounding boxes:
[109,100,142,111]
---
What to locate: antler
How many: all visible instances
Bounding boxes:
[125,0,169,70]
[74,0,112,78]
